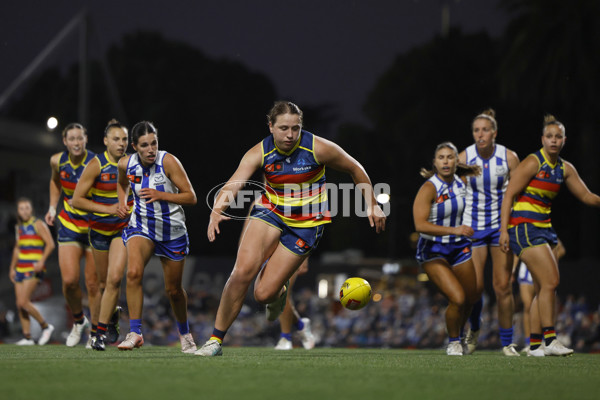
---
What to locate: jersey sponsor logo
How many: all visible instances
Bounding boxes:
[128,175,142,184]
[295,238,310,250]
[537,170,551,179]
[436,193,449,204]
[101,173,117,181]
[60,171,71,179]
[265,163,284,173]
[462,247,471,254]
[496,166,507,174]
[153,173,166,185]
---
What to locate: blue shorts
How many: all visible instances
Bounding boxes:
[508,223,557,257]
[517,261,533,285]
[15,269,45,283]
[470,228,501,248]
[250,206,325,256]
[57,222,90,247]
[122,226,189,261]
[415,237,472,267]
[89,229,122,252]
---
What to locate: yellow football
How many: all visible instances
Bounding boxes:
[339,277,371,310]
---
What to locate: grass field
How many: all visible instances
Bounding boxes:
[2,345,599,400]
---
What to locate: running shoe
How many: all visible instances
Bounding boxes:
[544,340,574,356]
[266,281,288,322]
[91,334,106,351]
[38,324,55,345]
[464,328,480,354]
[195,339,223,356]
[180,333,197,354]
[66,316,90,347]
[446,341,463,356]
[274,337,292,350]
[106,306,122,344]
[502,343,521,356]
[16,338,35,346]
[118,332,144,350]
[298,318,315,350]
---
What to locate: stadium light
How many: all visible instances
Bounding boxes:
[318,279,328,298]
[376,192,390,204]
[47,116,58,130]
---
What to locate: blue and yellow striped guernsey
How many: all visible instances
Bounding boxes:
[57,149,96,234]
[509,148,564,228]
[89,151,133,235]
[16,217,45,274]
[257,130,331,228]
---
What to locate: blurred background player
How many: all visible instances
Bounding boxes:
[500,114,600,356]
[274,258,315,350]
[45,123,100,347]
[197,101,385,356]
[9,197,56,345]
[72,119,132,350]
[459,109,521,356]
[116,121,197,353]
[413,142,480,356]
[515,239,565,354]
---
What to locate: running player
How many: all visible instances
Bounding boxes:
[45,123,100,347]
[459,109,521,356]
[500,114,600,356]
[115,121,197,353]
[9,198,56,345]
[413,142,481,356]
[72,119,132,350]
[196,101,385,356]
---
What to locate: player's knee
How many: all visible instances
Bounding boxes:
[493,279,512,298]
[126,267,144,284]
[165,286,185,301]
[254,285,279,304]
[62,279,79,292]
[16,299,29,310]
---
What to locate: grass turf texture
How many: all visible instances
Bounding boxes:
[2,345,599,400]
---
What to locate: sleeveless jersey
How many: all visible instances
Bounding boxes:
[420,174,467,244]
[125,151,187,241]
[509,148,564,228]
[257,130,331,228]
[462,143,509,231]
[16,217,45,273]
[57,149,96,234]
[89,151,133,236]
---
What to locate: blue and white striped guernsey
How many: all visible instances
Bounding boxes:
[125,151,187,241]
[462,143,509,231]
[420,174,467,243]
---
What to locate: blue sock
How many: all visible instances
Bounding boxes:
[295,319,305,331]
[280,333,292,341]
[499,327,513,347]
[176,320,190,335]
[130,319,142,335]
[449,337,460,343]
[524,337,530,346]
[469,298,483,331]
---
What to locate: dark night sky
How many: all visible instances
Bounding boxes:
[0,0,508,129]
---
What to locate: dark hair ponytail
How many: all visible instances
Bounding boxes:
[130,121,158,145]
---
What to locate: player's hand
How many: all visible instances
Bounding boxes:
[116,204,130,219]
[138,188,163,204]
[9,269,16,284]
[368,205,386,233]
[499,229,510,253]
[45,206,56,226]
[33,261,44,273]
[454,225,474,237]
[207,210,231,242]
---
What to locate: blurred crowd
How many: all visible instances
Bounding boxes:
[127,277,600,353]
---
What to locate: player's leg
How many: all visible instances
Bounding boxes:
[275,270,300,350]
[464,245,486,352]
[423,259,467,355]
[490,246,518,354]
[519,281,534,352]
[196,219,281,356]
[14,281,33,343]
[94,237,127,349]
[83,248,100,340]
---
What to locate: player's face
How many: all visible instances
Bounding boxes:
[541,124,566,157]
[104,128,129,162]
[269,113,302,152]
[133,133,158,166]
[17,201,32,221]
[472,118,496,150]
[63,128,87,157]
[434,147,457,180]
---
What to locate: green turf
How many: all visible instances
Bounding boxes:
[2,345,599,400]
